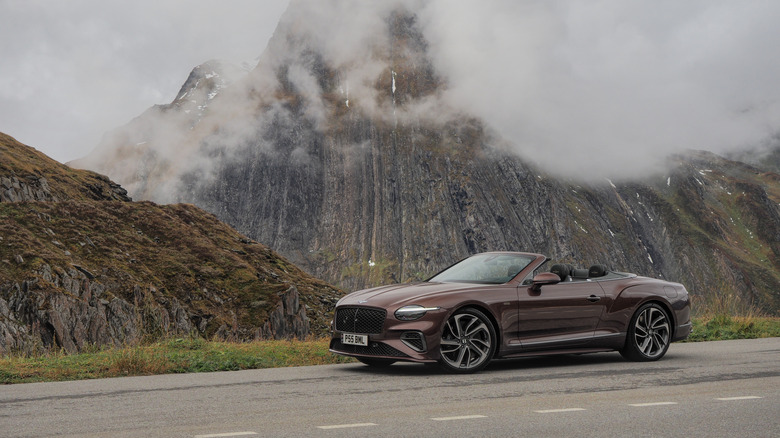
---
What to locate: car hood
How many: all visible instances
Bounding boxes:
[337,282,493,309]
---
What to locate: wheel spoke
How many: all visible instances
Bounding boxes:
[639,335,652,354]
[465,322,488,338]
[652,318,669,330]
[440,338,459,355]
[650,312,665,328]
[471,338,490,350]
[455,345,467,367]
[462,316,477,334]
[445,320,455,337]
[653,334,663,353]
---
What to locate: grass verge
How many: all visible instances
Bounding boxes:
[2,317,779,384]
[686,315,780,342]
[0,338,354,384]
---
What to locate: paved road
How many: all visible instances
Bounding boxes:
[1,338,778,437]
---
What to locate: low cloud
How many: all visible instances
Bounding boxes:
[419,0,780,179]
[57,0,780,189]
[0,1,288,163]
[255,0,780,180]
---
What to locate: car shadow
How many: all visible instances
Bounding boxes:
[336,352,628,376]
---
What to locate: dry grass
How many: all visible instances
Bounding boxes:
[0,338,354,384]
[689,291,766,319]
[686,291,780,342]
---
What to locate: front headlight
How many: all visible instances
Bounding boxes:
[394,305,440,321]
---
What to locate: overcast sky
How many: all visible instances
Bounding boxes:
[2,0,779,178]
[419,0,780,177]
[0,0,289,163]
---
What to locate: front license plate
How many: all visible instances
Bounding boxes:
[342,333,368,346]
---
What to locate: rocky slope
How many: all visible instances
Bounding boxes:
[0,133,341,355]
[74,2,780,315]
[1,132,131,203]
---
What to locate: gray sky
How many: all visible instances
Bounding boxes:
[420,0,780,178]
[0,0,289,163]
[2,0,779,179]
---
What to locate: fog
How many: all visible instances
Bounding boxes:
[3,0,779,181]
[419,0,780,178]
[0,0,289,163]
[264,0,780,179]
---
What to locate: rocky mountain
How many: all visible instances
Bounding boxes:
[74,2,780,315]
[0,133,341,355]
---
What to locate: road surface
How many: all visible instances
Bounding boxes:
[1,338,778,437]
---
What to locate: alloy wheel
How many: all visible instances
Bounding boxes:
[621,303,671,361]
[439,309,495,373]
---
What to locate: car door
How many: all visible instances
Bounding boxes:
[516,280,607,349]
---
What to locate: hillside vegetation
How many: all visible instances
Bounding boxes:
[0,133,341,355]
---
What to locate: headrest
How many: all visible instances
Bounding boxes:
[588,264,608,277]
[550,264,570,281]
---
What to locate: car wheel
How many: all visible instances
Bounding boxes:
[621,303,671,361]
[438,308,496,373]
[356,357,396,368]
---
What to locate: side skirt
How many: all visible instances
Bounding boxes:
[499,347,615,359]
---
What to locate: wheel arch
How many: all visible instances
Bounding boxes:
[616,285,679,339]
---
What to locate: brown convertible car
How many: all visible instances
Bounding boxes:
[330,252,691,373]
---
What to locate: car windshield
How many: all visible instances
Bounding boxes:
[428,253,535,284]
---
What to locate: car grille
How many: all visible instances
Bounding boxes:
[330,339,409,358]
[334,307,386,334]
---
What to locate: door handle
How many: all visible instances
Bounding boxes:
[587,295,601,302]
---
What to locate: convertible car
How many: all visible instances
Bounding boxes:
[330,252,691,373]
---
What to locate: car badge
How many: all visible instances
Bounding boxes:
[357,299,368,304]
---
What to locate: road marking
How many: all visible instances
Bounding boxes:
[317,423,377,430]
[628,402,678,407]
[431,415,487,421]
[194,433,258,438]
[716,396,762,401]
[534,408,586,414]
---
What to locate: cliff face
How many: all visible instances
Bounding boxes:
[75,4,780,314]
[0,133,341,355]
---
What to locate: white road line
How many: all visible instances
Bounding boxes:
[628,402,678,407]
[716,396,763,401]
[194,433,258,438]
[534,408,587,414]
[431,415,487,421]
[317,423,377,430]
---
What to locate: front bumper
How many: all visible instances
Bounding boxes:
[329,305,445,363]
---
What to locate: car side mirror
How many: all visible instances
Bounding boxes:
[530,272,561,292]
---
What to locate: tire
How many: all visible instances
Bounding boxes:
[438,308,497,373]
[620,303,671,361]
[356,357,396,368]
